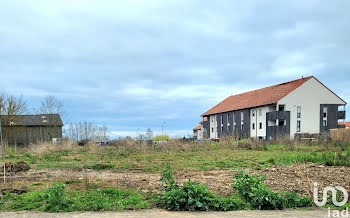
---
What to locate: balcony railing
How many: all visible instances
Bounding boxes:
[338,124,346,128]
[266,126,290,138]
[266,111,291,121]
[338,111,346,120]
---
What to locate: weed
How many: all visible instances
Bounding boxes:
[159,163,179,191]
[85,163,115,170]
[1,184,150,212]
[233,171,312,210]
[64,180,82,185]
[157,164,246,211]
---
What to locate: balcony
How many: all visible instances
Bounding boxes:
[266,111,291,121]
[266,111,291,139]
[338,124,346,129]
[338,111,346,120]
[267,126,290,138]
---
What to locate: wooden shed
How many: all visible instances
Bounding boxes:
[0,114,63,146]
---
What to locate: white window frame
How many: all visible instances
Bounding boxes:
[297,106,301,118]
[297,121,301,132]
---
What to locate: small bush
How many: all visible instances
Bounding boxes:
[160,163,179,191]
[233,171,284,210]
[2,184,150,212]
[85,163,115,170]
[283,191,313,208]
[45,184,72,212]
[158,164,246,211]
[233,171,312,210]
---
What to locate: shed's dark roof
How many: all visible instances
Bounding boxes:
[0,114,63,127]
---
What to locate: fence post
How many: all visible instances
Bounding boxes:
[0,119,5,183]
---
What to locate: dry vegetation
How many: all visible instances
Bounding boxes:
[1,137,350,211]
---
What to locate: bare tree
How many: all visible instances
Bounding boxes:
[65,121,110,142]
[145,128,153,140]
[0,94,27,147]
[40,95,65,115]
[0,94,6,115]
[2,94,27,124]
[98,125,110,138]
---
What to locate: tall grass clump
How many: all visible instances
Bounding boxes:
[157,164,246,211]
[1,183,150,212]
[157,165,312,211]
[233,171,313,210]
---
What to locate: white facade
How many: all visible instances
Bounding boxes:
[209,115,218,138]
[196,129,203,140]
[278,77,346,138]
[250,105,276,139]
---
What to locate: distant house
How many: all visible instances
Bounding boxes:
[193,117,207,140]
[0,114,63,146]
[193,124,201,140]
[92,137,109,145]
[199,76,346,140]
[338,122,350,129]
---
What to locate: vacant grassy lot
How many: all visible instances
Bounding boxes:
[1,138,350,212]
[4,139,350,173]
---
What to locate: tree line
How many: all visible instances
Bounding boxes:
[0,93,110,141]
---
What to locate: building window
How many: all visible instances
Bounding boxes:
[297,121,301,132]
[323,120,327,127]
[278,120,285,126]
[323,107,328,118]
[297,106,301,118]
[241,123,244,130]
[252,123,255,130]
[259,109,262,116]
[252,110,255,117]
[228,125,230,131]
[259,122,262,129]
[212,128,214,133]
[221,126,224,131]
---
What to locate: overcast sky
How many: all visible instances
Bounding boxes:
[0,0,349,138]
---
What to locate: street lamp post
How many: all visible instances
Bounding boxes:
[162,122,167,138]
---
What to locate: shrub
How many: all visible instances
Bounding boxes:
[2,184,150,212]
[85,163,115,170]
[158,164,246,211]
[44,184,72,212]
[233,171,284,210]
[283,191,313,208]
[159,181,215,211]
[152,135,170,141]
[233,171,312,210]
[160,163,179,191]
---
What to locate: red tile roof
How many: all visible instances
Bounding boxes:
[338,122,350,128]
[193,124,201,130]
[202,76,313,116]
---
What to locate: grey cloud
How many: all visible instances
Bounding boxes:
[0,0,349,137]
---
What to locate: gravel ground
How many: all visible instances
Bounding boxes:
[0,208,331,218]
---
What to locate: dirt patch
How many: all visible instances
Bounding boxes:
[1,187,28,195]
[4,163,350,197]
[0,161,30,174]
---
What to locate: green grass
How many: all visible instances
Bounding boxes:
[4,142,350,173]
[0,184,150,212]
